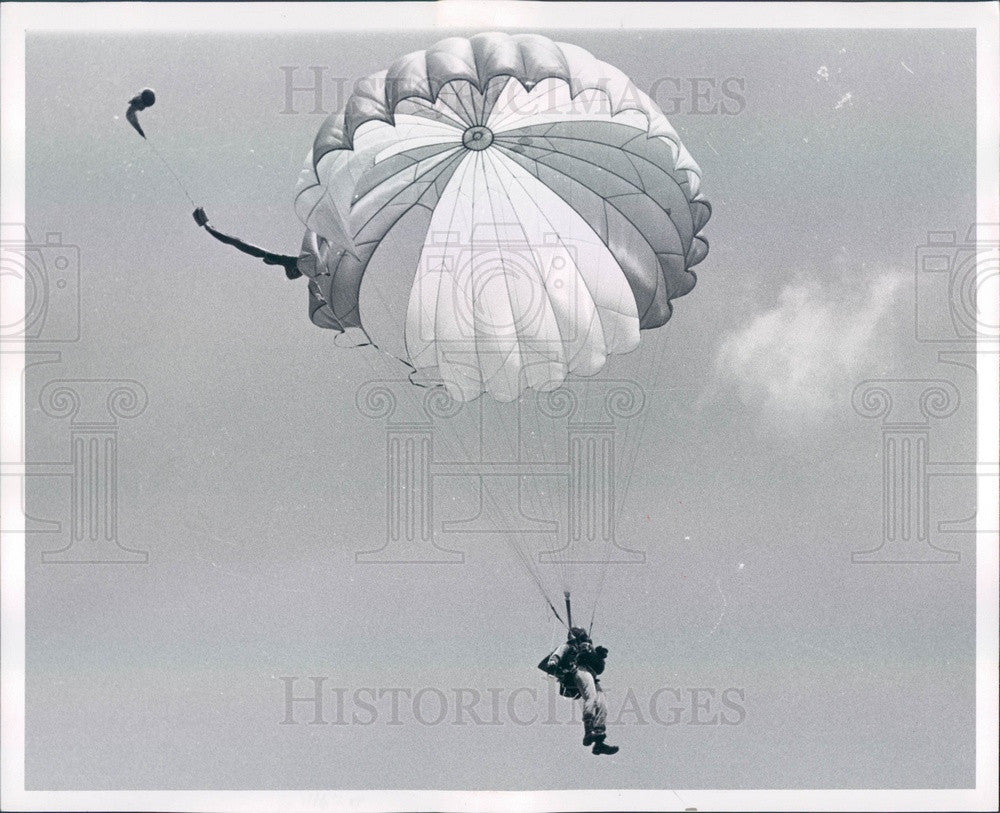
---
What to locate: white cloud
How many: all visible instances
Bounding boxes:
[712,272,904,422]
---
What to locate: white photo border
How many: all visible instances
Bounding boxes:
[1,3,997,811]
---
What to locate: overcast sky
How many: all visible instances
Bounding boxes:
[24,28,977,790]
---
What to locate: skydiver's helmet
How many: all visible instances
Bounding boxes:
[130,88,156,111]
[569,627,590,644]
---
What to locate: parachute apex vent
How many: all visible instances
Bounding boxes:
[462,125,493,151]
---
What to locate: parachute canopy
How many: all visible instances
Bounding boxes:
[294,33,710,402]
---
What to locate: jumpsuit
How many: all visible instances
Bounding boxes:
[546,642,608,740]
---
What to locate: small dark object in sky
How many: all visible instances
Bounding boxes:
[125,88,156,138]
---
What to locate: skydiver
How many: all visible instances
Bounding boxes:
[125,88,156,139]
[192,207,302,279]
[122,88,300,281]
[539,627,618,755]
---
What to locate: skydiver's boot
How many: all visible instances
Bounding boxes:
[583,732,596,747]
[591,737,619,756]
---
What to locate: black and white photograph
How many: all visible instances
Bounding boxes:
[1,2,997,811]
